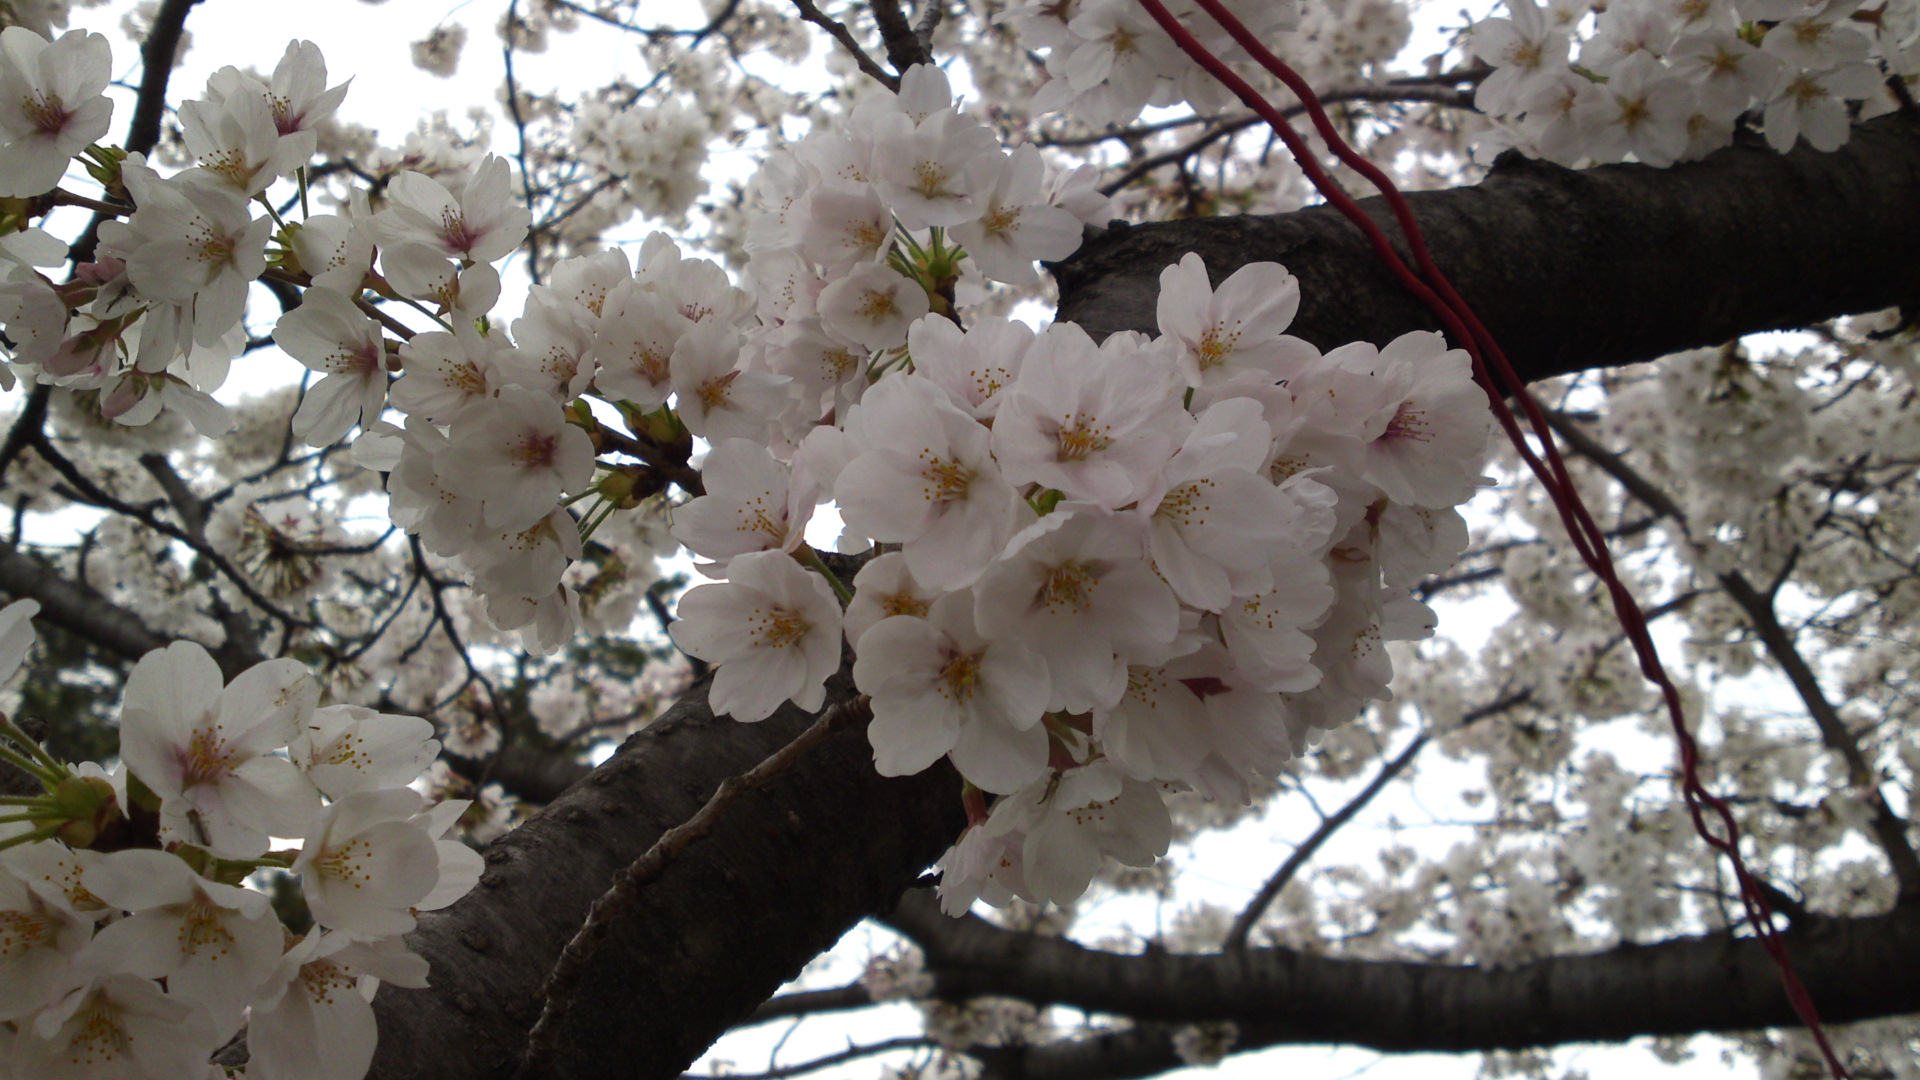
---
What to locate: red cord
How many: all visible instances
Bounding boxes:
[1124,2,1851,1073]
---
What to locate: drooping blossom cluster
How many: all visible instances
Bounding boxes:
[0,599,480,1080]
[1470,0,1920,165]
[670,226,1496,909]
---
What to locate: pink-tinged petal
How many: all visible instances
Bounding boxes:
[951,715,1049,795]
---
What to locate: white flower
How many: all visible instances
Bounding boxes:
[593,283,691,409]
[843,552,940,647]
[0,27,113,198]
[949,146,1083,285]
[671,323,786,444]
[439,386,597,533]
[288,213,374,293]
[390,324,508,422]
[291,788,443,937]
[0,843,93,1022]
[1156,253,1316,389]
[672,438,817,570]
[273,286,389,446]
[1093,662,1209,781]
[116,642,320,859]
[291,704,440,798]
[907,315,1032,421]
[870,108,1001,230]
[668,549,844,722]
[835,373,1029,591]
[178,85,305,195]
[1470,0,1571,115]
[79,848,284,1038]
[854,592,1051,793]
[1762,61,1880,152]
[1573,54,1695,167]
[0,596,38,685]
[817,263,930,353]
[248,930,428,1080]
[973,507,1180,713]
[367,155,530,265]
[798,184,893,271]
[1137,398,1303,611]
[13,973,218,1080]
[383,242,502,318]
[1333,331,1496,509]
[99,163,271,346]
[992,323,1185,509]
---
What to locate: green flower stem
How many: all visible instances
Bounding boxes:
[0,741,59,788]
[794,545,855,605]
[0,795,59,809]
[0,825,62,853]
[0,716,65,774]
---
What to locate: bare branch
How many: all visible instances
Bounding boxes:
[683,1036,933,1080]
[1546,411,1920,899]
[788,0,900,91]
[1222,690,1530,952]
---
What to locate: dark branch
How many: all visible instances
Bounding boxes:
[368,673,965,1080]
[1055,113,1920,382]
[888,889,1920,1054]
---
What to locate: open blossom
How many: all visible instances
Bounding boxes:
[1470,0,1571,115]
[80,848,285,1038]
[843,552,940,646]
[671,322,788,443]
[836,373,1029,591]
[817,262,930,352]
[669,549,844,722]
[291,788,444,938]
[248,930,426,1080]
[854,592,1051,793]
[950,145,1083,285]
[0,841,93,1022]
[992,323,1185,509]
[273,285,390,446]
[0,27,113,198]
[1155,253,1315,389]
[439,386,597,533]
[973,507,1181,713]
[291,704,440,798]
[368,155,531,264]
[671,438,817,570]
[12,972,218,1080]
[99,161,272,346]
[116,641,320,859]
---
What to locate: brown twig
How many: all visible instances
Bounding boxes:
[789,0,900,91]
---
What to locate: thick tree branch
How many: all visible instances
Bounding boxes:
[0,546,168,662]
[1055,114,1920,381]
[888,889,1920,1053]
[368,673,965,1080]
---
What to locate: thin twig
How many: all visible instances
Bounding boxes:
[681,1036,933,1080]
[788,0,900,91]
[517,694,874,1077]
[1223,690,1530,951]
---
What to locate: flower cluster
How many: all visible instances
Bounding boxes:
[0,37,347,427]
[1470,0,1919,165]
[0,600,479,1080]
[1002,0,1306,127]
[736,63,1103,434]
[669,240,1495,911]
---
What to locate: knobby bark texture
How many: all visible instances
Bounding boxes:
[366,672,964,1080]
[1054,113,1920,381]
[889,892,1920,1069]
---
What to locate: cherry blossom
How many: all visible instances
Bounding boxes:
[0,27,112,198]
[115,642,320,859]
[668,549,844,722]
[368,155,531,265]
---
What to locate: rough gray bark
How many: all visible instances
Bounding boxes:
[1055,113,1920,382]
[367,673,964,1080]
